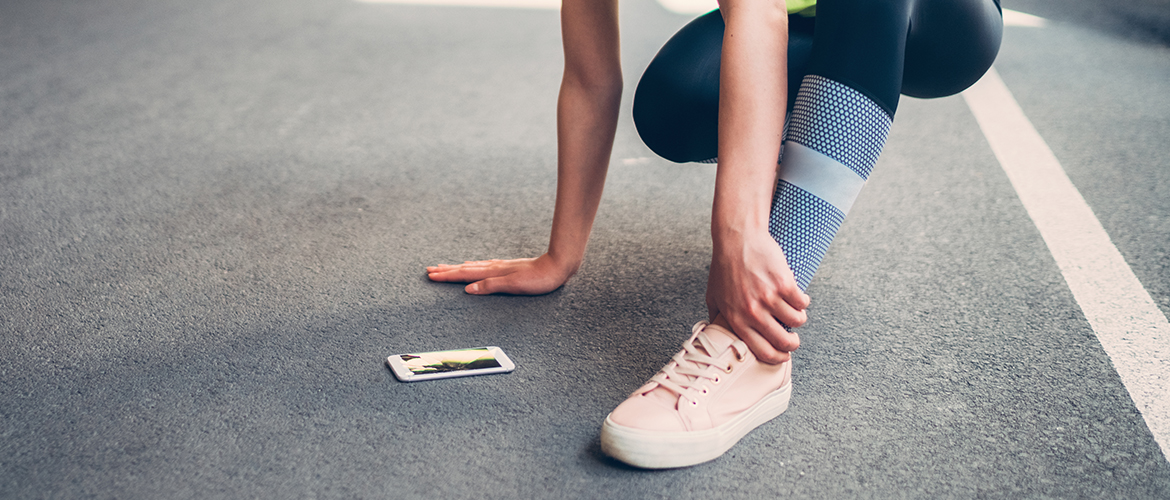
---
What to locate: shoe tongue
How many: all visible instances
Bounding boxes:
[696,323,737,355]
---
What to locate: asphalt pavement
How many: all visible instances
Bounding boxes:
[2,0,1169,497]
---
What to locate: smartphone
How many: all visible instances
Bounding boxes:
[386,346,515,382]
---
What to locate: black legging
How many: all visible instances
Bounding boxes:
[633,0,1003,163]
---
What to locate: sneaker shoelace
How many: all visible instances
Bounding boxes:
[645,322,749,402]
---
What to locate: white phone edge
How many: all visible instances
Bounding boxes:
[387,346,515,382]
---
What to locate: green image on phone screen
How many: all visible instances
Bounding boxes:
[400,348,502,374]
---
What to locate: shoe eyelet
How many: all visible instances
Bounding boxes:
[690,400,699,406]
[712,376,721,384]
[723,365,733,374]
[700,386,709,395]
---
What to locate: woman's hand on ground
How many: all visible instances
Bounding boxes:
[426,253,574,295]
[706,231,810,364]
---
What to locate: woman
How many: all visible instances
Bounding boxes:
[428,0,1002,468]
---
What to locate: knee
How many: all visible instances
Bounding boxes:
[902,0,1003,98]
[633,71,719,162]
[633,11,724,163]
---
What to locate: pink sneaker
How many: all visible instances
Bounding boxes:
[600,321,792,469]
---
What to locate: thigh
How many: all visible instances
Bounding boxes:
[632,11,815,163]
[807,0,1002,113]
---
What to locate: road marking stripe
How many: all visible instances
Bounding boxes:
[963,67,1170,461]
[1002,9,1047,27]
[355,0,1047,30]
[657,0,716,14]
[355,0,559,9]
[353,0,1050,31]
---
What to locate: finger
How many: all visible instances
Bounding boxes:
[429,258,530,280]
[427,259,506,272]
[769,294,808,328]
[427,264,476,274]
[427,266,508,283]
[742,312,801,355]
[722,312,791,364]
[427,271,469,283]
[466,275,520,295]
[731,322,791,364]
[773,274,811,311]
[761,320,801,354]
[462,260,500,266]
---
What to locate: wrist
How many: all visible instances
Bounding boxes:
[711,172,774,242]
[545,247,583,279]
[711,206,770,247]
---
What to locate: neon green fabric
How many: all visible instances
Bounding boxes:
[787,0,816,16]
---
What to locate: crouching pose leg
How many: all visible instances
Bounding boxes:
[602,0,1002,469]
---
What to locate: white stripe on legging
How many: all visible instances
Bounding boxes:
[777,142,866,215]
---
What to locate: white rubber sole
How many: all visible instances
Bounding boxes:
[599,382,792,469]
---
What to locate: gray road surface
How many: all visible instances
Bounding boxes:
[2,0,1169,497]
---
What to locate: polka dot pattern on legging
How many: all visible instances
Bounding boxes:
[767,75,891,300]
[786,74,891,180]
[768,181,845,292]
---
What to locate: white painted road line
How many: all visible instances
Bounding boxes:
[355,0,559,9]
[656,0,716,14]
[963,67,1170,461]
[1002,9,1048,28]
[355,0,1048,32]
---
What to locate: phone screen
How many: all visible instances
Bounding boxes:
[398,347,503,375]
